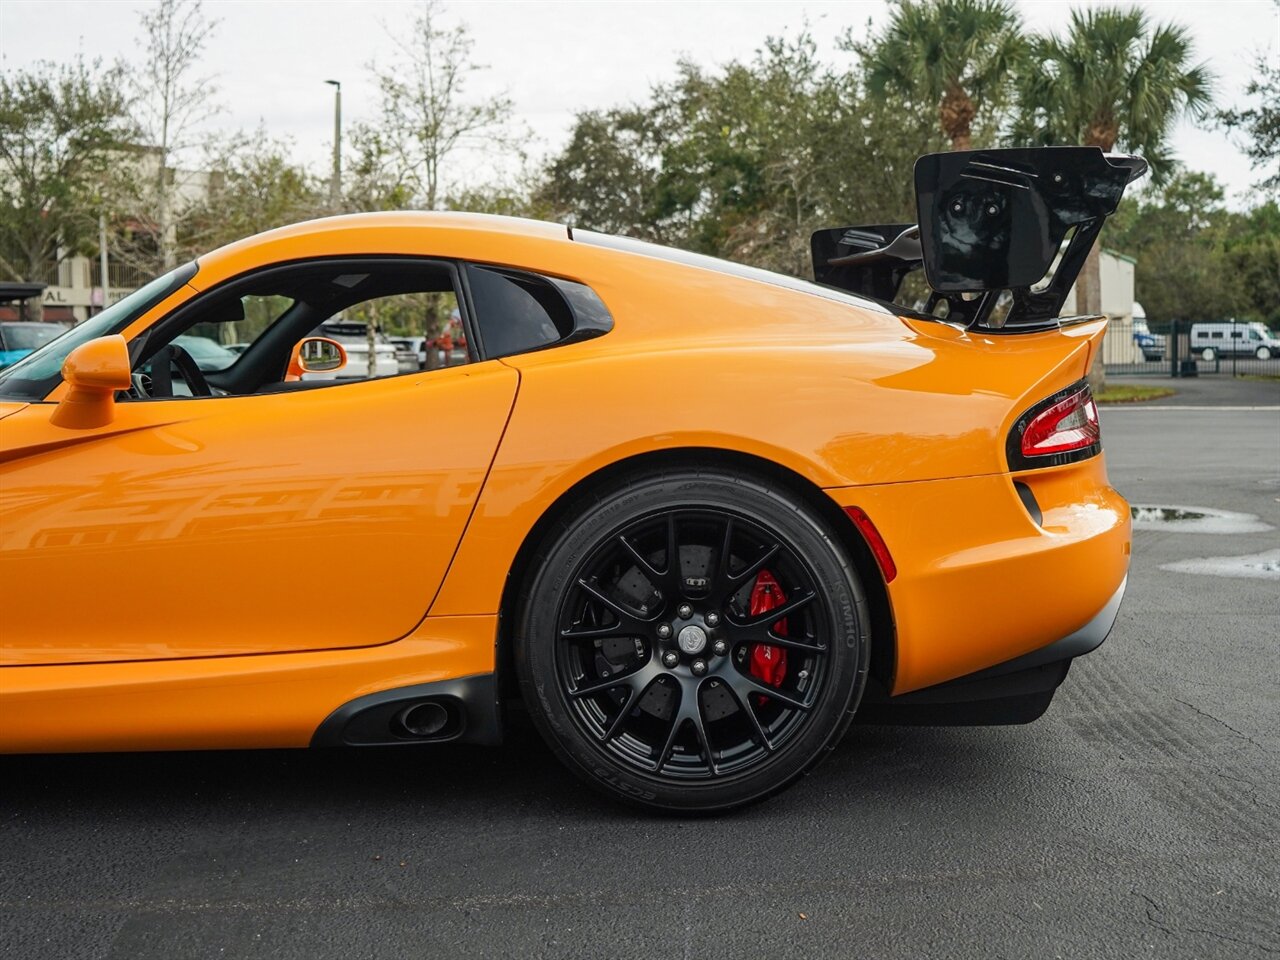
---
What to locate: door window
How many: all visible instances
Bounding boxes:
[128,259,466,400]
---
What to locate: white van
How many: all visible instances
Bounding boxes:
[1190,321,1279,361]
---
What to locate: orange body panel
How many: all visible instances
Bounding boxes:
[1,361,517,664]
[0,212,1129,751]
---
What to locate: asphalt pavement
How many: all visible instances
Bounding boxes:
[2,387,1278,959]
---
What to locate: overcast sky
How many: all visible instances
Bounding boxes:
[2,0,1277,207]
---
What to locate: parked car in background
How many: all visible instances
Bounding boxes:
[0,321,70,369]
[1190,321,1279,360]
[1131,303,1165,361]
[387,336,426,373]
[308,321,399,379]
[225,342,251,356]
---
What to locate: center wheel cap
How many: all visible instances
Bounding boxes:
[677,624,708,655]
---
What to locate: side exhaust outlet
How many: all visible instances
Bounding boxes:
[395,701,452,739]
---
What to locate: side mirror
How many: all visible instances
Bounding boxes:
[50,335,132,429]
[285,337,347,382]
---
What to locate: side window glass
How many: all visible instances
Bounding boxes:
[321,290,464,376]
[467,266,572,359]
[127,259,464,401]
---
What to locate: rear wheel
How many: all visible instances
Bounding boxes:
[1201,347,1216,361]
[514,470,870,812]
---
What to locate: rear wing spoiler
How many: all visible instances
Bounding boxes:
[812,147,1147,331]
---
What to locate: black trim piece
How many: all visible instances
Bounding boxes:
[311,673,503,747]
[463,263,613,360]
[857,576,1125,726]
[1005,378,1101,472]
[1014,480,1043,526]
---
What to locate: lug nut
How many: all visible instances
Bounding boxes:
[712,639,728,656]
[662,651,679,668]
[656,623,672,639]
[677,603,693,619]
[705,611,720,627]
[691,659,707,676]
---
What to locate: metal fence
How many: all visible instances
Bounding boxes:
[1104,318,1280,379]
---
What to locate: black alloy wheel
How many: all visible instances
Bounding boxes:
[515,470,870,812]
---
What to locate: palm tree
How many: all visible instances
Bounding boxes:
[1014,6,1213,388]
[857,0,1026,151]
[1015,6,1214,175]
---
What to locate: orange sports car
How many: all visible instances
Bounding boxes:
[0,147,1144,811]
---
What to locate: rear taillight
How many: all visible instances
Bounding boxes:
[1007,380,1101,470]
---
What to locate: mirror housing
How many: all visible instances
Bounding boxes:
[50,335,132,429]
[285,336,347,381]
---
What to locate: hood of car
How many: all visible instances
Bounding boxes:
[0,401,29,423]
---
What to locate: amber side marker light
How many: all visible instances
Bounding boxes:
[844,506,897,583]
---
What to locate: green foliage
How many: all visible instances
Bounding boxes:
[538,34,940,276]
[1012,5,1213,180]
[1106,170,1262,325]
[852,0,1025,148]
[1219,53,1280,194]
[179,130,323,254]
[0,56,135,281]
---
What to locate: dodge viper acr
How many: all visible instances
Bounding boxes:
[0,147,1142,811]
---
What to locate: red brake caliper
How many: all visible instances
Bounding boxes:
[748,570,788,703]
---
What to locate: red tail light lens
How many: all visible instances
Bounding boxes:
[1007,380,1101,470]
[1022,385,1099,456]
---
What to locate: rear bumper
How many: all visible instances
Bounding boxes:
[856,576,1125,725]
[826,453,1131,695]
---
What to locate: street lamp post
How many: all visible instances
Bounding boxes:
[324,79,342,209]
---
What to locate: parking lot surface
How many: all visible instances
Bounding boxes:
[2,396,1277,959]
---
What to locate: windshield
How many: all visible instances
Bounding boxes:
[0,262,197,401]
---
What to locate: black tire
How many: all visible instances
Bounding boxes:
[514,468,871,813]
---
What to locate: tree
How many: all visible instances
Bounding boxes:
[180,129,322,254]
[1106,170,1241,326]
[1219,53,1280,194]
[365,0,522,342]
[120,0,222,271]
[539,33,940,278]
[0,57,134,318]
[370,0,520,212]
[1014,5,1213,387]
[854,0,1025,150]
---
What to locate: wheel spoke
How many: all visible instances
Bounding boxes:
[727,626,828,654]
[728,542,781,587]
[729,670,811,712]
[722,677,773,753]
[714,517,736,587]
[663,513,681,596]
[618,534,665,589]
[654,683,686,772]
[569,660,657,699]
[560,621,631,641]
[735,589,816,629]
[600,670,658,742]
[686,691,718,774]
[576,577,653,626]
